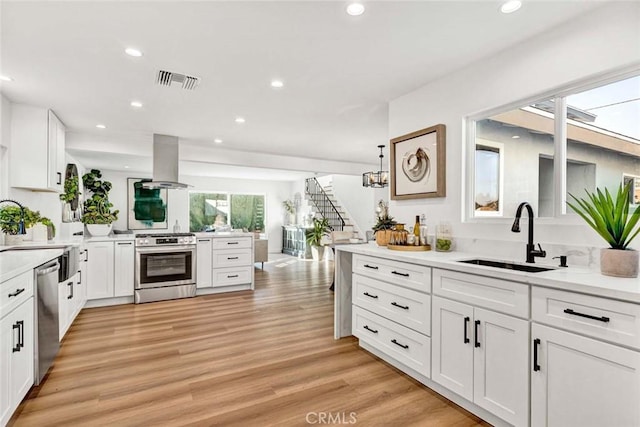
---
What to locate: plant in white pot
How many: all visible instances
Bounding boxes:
[82,169,119,236]
[568,183,640,278]
[305,217,331,261]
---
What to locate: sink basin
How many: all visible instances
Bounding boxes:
[458,258,555,273]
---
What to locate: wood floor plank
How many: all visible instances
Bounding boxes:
[10,256,489,426]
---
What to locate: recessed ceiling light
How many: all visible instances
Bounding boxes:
[130,101,143,108]
[235,117,246,124]
[0,75,13,82]
[214,138,223,144]
[346,2,365,16]
[512,135,520,139]
[125,48,143,57]
[501,0,522,14]
[96,124,106,129]
[271,80,284,88]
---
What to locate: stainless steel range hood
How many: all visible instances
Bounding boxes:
[142,134,190,190]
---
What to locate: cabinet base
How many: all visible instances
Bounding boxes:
[134,284,196,304]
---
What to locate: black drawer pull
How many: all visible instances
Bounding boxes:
[474,320,481,348]
[363,264,378,270]
[198,239,210,242]
[391,339,409,349]
[117,242,133,245]
[67,281,73,300]
[363,325,378,334]
[391,302,409,310]
[563,308,610,323]
[8,288,25,298]
[57,172,62,185]
[391,270,409,277]
[463,316,470,344]
[227,242,239,245]
[227,257,239,260]
[227,274,239,278]
[533,338,541,372]
[363,292,378,299]
[12,323,20,352]
[18,320,24,349]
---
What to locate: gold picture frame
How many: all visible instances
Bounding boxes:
[390,124,446,200]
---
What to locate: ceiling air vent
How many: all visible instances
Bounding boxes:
[156,70,200,90]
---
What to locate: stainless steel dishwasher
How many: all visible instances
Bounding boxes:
[34,259,61,385]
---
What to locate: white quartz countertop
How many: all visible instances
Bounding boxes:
[0,238,83,252]
[336,243,640,304]
[194,232,254,238]
[0,248,64,283]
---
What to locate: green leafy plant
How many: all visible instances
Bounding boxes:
[59,174,80,209]
[39,217,56,239]
[283,200,295,214]
[372,200,396,234]
[306,217,331,247]
[82,169,119,224]
[0,206,25,235]
[567,182,640,250]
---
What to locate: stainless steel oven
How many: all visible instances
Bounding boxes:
[135,233,197,303]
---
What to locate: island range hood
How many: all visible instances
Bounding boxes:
[142,134,190,190]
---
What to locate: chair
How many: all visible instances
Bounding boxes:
[254,239,268,268]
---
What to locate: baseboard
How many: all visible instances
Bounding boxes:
[84,296,134,308]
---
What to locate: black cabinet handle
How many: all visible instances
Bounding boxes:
[563,308,610,323]
[227,257,239,260]
[474,320,481,348]
[198,239,210,242]
[391,270,409,277]
[391,339,409,349]
[78,270,82,285]
[464,316,470,344]
[363,292,378,299]
[363,325,378,334]
[363,264,379,270]
[12,323,20,352]
[227,274,239,278]
[227,242,239,245]
[67,281,73,299]
[18,320,24,349]
[533,338,541,372]
[8,288,25,298]
[85,249,89,262]
[57,172,62,185]
[117,242,133,245]
[391,302,409,310]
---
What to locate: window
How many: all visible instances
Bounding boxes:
[189,192,265,232]
[468,71,640,220]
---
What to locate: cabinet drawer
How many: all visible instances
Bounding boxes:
[1,271,34,318]
[353,305,430,378]
[212,249,252,268]
[353,273,430,336]
[212,266,252,287]
[211,237,252,250]
[432,269,529,318]
[532,286,640,350]
[352,254,431,293]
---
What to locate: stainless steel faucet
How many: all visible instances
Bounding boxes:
[511,202,546,263]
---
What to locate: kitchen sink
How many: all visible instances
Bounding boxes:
[457,258,555,273]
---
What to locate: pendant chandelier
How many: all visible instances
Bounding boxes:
[362,145,389,188]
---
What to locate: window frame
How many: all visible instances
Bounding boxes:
[188,190,267,232]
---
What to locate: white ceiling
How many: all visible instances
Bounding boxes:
[0,0,606,179]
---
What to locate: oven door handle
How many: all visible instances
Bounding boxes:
[136,245,196,253]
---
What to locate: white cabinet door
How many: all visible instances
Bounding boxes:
[0,308,12,425]
[474,307,529,427]
[114,241,135,297]
[47,110,64,192]
[58,280,71,341]
[54,112,66,193]
[86,242,114,299]
[531,323,640,427]
[432,296,474,401]
[196,238,212,288]
[75,258,86,313]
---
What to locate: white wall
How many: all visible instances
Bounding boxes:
[100,170,295,253]
[388,2,640,250]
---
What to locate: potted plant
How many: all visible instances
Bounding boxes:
[60,172,80,221]
[0,204,26,245]
[306,217,331,261]
[568,182,640,278]
[373,200,396,246]
[82,169,119,236]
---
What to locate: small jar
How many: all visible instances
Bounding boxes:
[435,222,453,252]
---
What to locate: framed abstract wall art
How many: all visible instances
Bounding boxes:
[127,178,168,230]
[390,124,446,200]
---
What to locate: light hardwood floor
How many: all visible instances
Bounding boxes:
[11,255,489,426]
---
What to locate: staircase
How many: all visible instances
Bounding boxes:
[304,177,359,237]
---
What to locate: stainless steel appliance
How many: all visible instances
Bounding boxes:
[34,260,60,385]
[135,233,196,303]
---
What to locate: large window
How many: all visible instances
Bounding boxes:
[189,192,265,232]
[469,71,640,220]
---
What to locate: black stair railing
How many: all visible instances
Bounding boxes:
[305,178,345,231]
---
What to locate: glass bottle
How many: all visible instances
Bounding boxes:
[414,215,421,245]
[435,222,453,252]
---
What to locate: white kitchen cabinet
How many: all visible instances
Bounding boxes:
[196,237,212,288]
[10,105,65,192]
[0,296,34,427]
[86,241,115,299]
[432,295,529,427]
[531,323,640,427]
[210,236,254,290]
[58,273,76,341]
[114,241,134,297]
